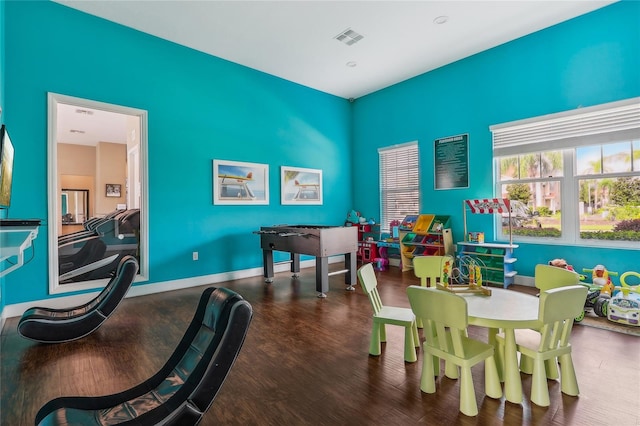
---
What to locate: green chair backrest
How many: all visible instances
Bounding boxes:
[535,264,580,292]
[407,285,469,357]
[413,255,454,287]
[407,285,468,331]
[357,263,383,315]
[537,285,588,350]
[539,285,588,323]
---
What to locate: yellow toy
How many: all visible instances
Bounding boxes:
[581,265,619,318]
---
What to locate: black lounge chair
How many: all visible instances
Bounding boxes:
[18,255,139,343]
[35,286,253,426]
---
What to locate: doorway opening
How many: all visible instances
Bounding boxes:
[47,93,148,294]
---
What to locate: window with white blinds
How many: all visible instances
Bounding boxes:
[491,97,640,247]
[379,142,419,233]
[491,98,640,156]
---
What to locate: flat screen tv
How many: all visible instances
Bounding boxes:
[0,124,15,209]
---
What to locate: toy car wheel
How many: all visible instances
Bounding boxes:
[585,290,600,308]
[574,310,585,322]
[594,297,609,317]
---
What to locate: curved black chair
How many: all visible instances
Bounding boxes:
[35,286,253,426]
[18,255,139,343]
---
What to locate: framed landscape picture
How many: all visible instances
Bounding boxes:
[281,166,322,205]
[213,160,269,205]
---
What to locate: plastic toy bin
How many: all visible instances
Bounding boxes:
[402,233,417,243]
[490,258,504,268]
[412,234,426,243]
[402,246,416,258]
[475,246,489,255]
[423,247,439,256]
[430,215,451,232]
[413,246,426,256]
[413,214,435,233]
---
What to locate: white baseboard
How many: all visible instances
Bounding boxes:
[1,257,326,327]
[1,260,534,333]
[514,274,535,287]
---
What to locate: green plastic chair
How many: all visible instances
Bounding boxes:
[413,255,454,328]
[357,263,419,363]
[535,264,580,292]
[497,285,588,407]
[413,255,454,288]
[407,285,503,417]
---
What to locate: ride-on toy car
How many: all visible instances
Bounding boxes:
[607,271,640,326]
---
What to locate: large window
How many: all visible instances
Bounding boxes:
[492,98,640,247]
[576,141,640,240]
[379,142,419,233]
[497,152,563,237]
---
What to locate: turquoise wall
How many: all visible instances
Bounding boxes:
[352,1,640,277]
[2,1,639,308]
[3,1,352,305]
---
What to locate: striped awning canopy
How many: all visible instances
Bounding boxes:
[465,198,511,214]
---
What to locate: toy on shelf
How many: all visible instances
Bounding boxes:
[346,210,362,225]
[607,271,640,326]
[400,215,418,230]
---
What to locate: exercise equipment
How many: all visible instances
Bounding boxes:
[58,209,140,282]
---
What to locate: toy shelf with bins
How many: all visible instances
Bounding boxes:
[457,242,519,288]
[399,214,454,272]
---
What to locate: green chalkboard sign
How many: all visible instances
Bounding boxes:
[434,134,469,190]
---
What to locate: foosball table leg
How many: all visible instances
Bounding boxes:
[263,250,274,284]
[290,252,300,279]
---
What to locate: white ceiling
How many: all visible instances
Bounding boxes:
[54,0,616,100]
[56,103,130,146]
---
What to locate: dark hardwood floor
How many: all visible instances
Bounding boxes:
[2,264,638,425]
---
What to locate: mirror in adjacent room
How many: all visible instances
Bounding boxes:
[48,93,148,294]
[61,188,89,234]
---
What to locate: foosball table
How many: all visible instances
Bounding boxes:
[255,224,358,297]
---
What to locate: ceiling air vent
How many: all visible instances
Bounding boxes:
[334,28,364,46]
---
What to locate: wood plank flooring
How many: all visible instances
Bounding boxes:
[2,265,638,425]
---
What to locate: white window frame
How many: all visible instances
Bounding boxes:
[491,97,640,249]
[378,141,420,233]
